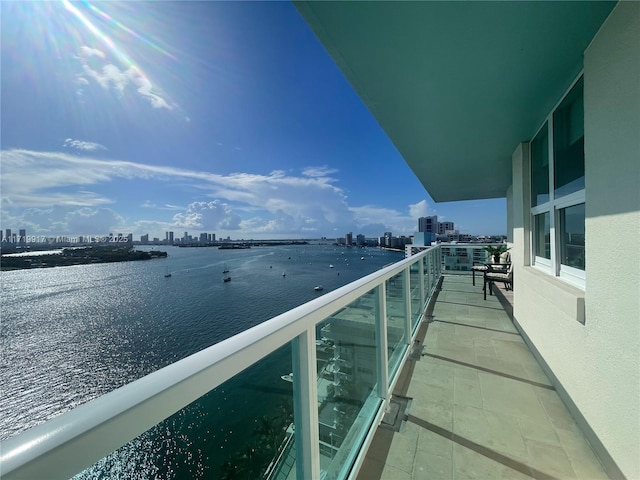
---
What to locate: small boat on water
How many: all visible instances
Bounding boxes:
[329,264,334,268]
[314,285,324,291]
[282,271,286,277]
[281,373,293,383]
[164,267,172,278]
[222,264,231,282]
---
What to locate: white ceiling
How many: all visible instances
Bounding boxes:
[295,1,616,202]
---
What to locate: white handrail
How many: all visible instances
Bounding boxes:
[1,246,440,480]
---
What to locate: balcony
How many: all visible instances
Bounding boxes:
[358,274,608,480]
[0,246,608,479]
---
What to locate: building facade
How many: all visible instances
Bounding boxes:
[417,215,437,234]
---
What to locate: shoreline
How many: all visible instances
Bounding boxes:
[0,245,167,271]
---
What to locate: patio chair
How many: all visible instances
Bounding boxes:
[483,261,514,300]
[472,251,510,286]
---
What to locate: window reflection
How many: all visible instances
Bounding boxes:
[531,122,549,207]
[534,212,550,260]
[560,204,585,270]
[554,78,585,198]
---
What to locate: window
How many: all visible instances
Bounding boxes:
[531,121,549,207]
[530,75,585,288]
[533,212,551,261]
[553,77,585,199]
[559,203,585,270]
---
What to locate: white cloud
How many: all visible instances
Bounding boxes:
[1,148,420,238]
[1,206,124,237]
[75,46,172,110]
[173,201,241,230]
[408,199,435,218]
[63,138,106,152]
[62,207,125,235]
[349,204,420,235]
[79,46,106,59]
[302,166,339,178]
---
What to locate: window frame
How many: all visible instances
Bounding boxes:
[530,74,586,289]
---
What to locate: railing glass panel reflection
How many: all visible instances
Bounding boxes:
[1,246,441,480]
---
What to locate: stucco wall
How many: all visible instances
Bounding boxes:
[513,3,640,478]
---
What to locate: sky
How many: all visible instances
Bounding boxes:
[0,1,506,241]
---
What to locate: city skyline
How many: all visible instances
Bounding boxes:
[0,2,506,241]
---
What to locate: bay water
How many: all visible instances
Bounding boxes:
[0,244,402,478]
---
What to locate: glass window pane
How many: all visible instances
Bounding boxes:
[534,212,551,260]
[559,203,585,270]
[554,77,584,198]
[531,122,549,206]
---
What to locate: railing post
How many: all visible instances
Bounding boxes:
[375,283,389,403]
[418,258,425,322]
[403,266,412,343]
[292,329,320,479]
[424,253,431,298]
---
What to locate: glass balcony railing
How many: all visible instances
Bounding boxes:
[1,246,442,480]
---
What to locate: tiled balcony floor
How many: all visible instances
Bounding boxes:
[358,274,608,480]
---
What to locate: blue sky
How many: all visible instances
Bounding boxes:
[1,1,506,241]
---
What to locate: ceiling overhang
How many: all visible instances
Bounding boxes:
[295,1,616,202]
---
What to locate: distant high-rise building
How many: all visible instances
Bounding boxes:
[345,232,353,246]
[141,234,149,243]
[168,231,174,243]
[199,233,208,243]
[5,229,11,242]
[356,234,365,246]
[438,221,454,234]
[19,229,26,244]
[418,216,438,234]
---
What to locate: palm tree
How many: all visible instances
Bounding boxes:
[484,244,509,263]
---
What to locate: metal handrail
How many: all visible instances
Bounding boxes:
[1,246,440,480]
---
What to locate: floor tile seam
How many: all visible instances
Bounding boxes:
[515,418,567,473]
[435,300,505,312]
[533,391,584,437]
[414,431,455,457]
[523,438,581,479]
[424,352,556,390]
[449,420,545,479]
[515,414,565,449]
[432,319,520,336]
[406,395,456,414]
[384,442,417,476]
[564,450,609,480]
[406,414,561,480]
[552,427,601,456]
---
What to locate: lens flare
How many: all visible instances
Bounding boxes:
[60,0,178,112]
